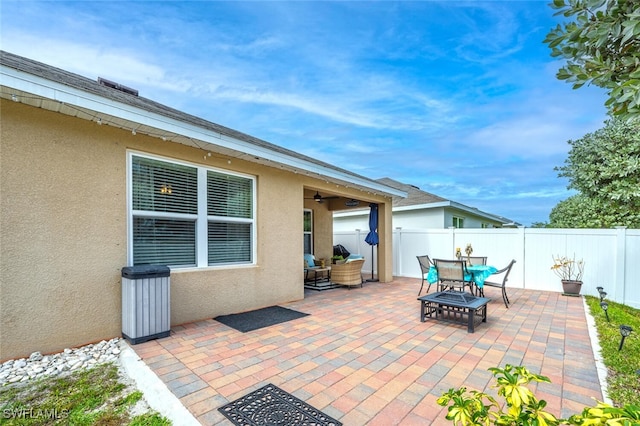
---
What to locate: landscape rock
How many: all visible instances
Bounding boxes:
[0,338,122,385]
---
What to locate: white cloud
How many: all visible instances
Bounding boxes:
[2,33,191,93]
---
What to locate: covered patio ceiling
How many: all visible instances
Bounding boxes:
[303,187,378,212]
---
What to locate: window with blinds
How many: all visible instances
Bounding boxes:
[207,171,253,265]
[130,154,255,267]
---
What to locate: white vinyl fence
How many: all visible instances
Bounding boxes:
[334,227,640,308]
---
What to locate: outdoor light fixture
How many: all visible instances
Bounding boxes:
[596,286,604,293]
[600,301,609,322]
[619,325,633,351]
[599,291,607,302]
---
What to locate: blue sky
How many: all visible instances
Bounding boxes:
[1,1,609,226]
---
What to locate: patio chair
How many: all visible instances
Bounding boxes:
[480,259,516,308]
[416,255,435,295]
[433,259,472,293]
[304,253,329,283]
[465,256,487,265]
[331,258,365,289]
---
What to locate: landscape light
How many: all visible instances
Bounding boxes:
[599,291,607,302]
[596,286,603,293]
[619,325,633,351]
[600,301,609,322]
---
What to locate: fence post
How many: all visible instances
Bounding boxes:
[448,226,456,258]
[614,226,627,304]
[394,228,402,276]
[518,226,526,289]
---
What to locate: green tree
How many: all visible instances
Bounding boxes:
[548,194,608,227]
[544,0,640,120]
[549,118,640,228]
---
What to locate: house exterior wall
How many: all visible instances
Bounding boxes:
[335,206,503,232]
[393,209,443,229]
[1,100,381,360]
[443,210,496,228]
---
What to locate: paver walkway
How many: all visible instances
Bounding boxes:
[131,277,604,425]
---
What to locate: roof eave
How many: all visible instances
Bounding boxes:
[1,62,406,199]
[335,201,512,224]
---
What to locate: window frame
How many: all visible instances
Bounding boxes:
[452,216,464,229]
[127,151,257,269]
[303,209,313,254]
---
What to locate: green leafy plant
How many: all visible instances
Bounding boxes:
[568,401,640,425]
[437,364,640,425]
[544,0,640,120]
[437,364,558,426]
[549,119,640,229]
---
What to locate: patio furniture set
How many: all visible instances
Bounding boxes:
[304,249,516,333]
[416,255,516,333]
[304,253,366,290]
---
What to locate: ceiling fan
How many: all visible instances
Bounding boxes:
[305,191,339,204]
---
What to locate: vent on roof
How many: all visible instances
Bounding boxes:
[98,77,139,96]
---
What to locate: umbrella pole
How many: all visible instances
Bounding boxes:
[367,244,378,282]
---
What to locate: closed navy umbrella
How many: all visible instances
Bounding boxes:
[365,203,379,281]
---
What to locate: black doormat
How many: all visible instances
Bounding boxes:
[218,383,342,426]
[214,306,309,333]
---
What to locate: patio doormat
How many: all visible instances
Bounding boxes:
[214,306,309,333]
[218,383,342,426]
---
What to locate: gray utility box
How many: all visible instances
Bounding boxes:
[121,265,171,344]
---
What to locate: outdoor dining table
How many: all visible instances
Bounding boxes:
[426,263,498,291]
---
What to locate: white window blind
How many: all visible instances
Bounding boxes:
[132,157,197,214]
[207,171,253,218]
[129,154,255,268]
[133,218,196,266]
[207,170,253,265]
[208,222,252,264]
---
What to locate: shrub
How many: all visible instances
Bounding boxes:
[437,364,640,425]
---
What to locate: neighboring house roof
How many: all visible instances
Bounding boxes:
[0,50,406,200]
[336,177,519,226]
[376,177,447,207]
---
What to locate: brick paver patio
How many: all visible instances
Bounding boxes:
[131,276,604,425]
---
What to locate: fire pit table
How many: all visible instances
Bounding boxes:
[418,290,490,333]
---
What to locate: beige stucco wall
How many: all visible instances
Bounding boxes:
[0,99,393,360]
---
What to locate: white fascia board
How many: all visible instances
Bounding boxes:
[393,201,509,223]
[393,202,450,212]
[447,201,508,223]
[1,65,406,199]
[336,202,449,217]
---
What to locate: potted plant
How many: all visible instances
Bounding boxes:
[551,254,584,296]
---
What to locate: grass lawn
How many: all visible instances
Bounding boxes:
[0,363,170,425]
[585,295,640,406]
